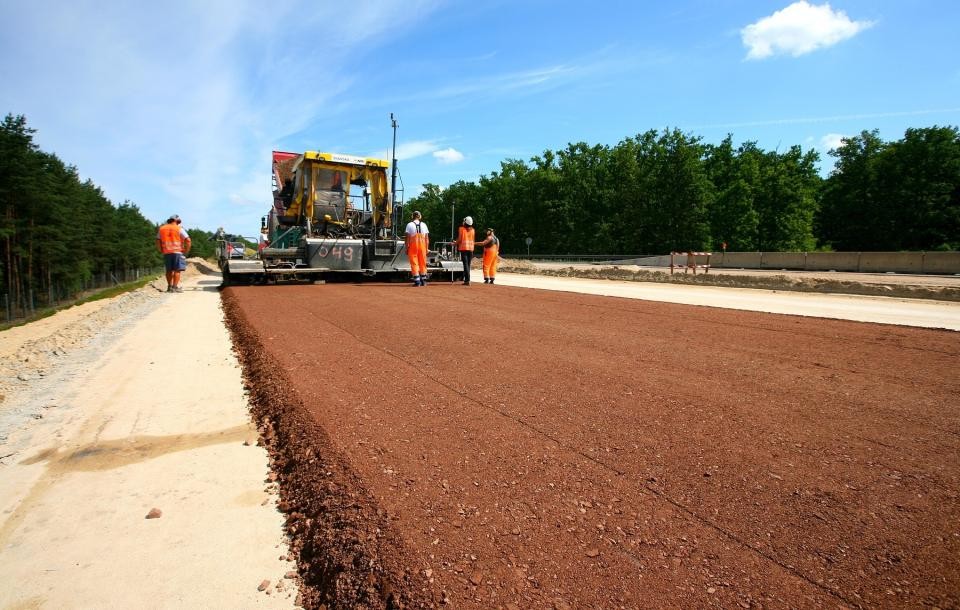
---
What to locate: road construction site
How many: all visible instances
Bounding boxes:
[1,260,958,609]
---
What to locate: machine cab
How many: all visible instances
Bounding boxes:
[269,151,391,246]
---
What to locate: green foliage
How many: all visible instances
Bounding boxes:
[704,137,760,251]
[408,128,822,255]
[819,126,960,251]
[186,227,217,259]
[1,113,164,313]
[408,125,956,255]
[753,145,821,251]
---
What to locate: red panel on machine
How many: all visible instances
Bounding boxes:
[272,151,299,163]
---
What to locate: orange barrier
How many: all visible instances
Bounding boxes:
[670,251,711,275]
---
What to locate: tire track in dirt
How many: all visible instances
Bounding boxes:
[224,283,959,609]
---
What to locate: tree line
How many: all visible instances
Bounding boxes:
[407,126,960,256]
[0,114,217,317]
[2,112,958,317]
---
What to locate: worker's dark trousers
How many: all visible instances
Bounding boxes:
[460,251,473,284]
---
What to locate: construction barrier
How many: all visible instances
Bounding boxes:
[859,252,923,274]
[709,251,960,275]
[805,251,859,272]
[713,252,762,269]
[670,252,711,275]
[922,251,960,274]
[760,252,807,270]
[527,251,960,274]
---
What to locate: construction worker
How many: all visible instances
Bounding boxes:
[456,216,475,285]
[478,227,500,284]
[405,210,430,286]
[156,214,191,292]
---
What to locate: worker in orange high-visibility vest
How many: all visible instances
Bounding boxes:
[477,227,500,284]
[404,210,430,286]
[456,216,475,285]
[155,214,191,293]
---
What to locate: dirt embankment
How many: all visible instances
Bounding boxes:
[497,259,960,302]
[0,259,216,408]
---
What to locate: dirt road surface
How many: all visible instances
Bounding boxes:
[2,267,958,609]
[224,277,958,609]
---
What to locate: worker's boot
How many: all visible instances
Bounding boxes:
[420,274,428,286]
[489,278,495,284]
[412,277,421,287]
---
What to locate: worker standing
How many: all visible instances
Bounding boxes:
[456,216,476,285]
[156,214,191,293]
[478,227,500,284]
[405,210,430,287]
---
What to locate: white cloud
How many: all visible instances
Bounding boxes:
[0,2,442,236]
[741,1,873,60]
[433,148,464,164]
[374,140,442,161]
[819,133,847,151]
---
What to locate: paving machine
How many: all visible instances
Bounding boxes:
[219,150,463,285]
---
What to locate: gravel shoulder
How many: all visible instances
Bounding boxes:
[0,262,296,608]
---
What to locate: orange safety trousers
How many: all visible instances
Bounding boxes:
[408,234,428,276]
[482,245,499,278]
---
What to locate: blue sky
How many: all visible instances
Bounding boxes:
[2,1,958,236]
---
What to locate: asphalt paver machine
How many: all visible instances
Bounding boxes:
[220,150,462,285]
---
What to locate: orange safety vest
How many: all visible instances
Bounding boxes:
[158,223,186,254]
[407,221,429,251]
[457,226,475,251]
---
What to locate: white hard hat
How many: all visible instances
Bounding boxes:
[464,216,473,226]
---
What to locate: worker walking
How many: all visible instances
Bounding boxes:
[478,227,500,284]
[456,216,475,285]
[405,210,430,286]
[156,214,191,293]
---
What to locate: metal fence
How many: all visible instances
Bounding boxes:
[2,266,163,324]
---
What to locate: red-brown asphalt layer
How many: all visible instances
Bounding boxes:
[222,282,960,610]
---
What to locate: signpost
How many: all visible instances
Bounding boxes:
[525,236,532,256]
